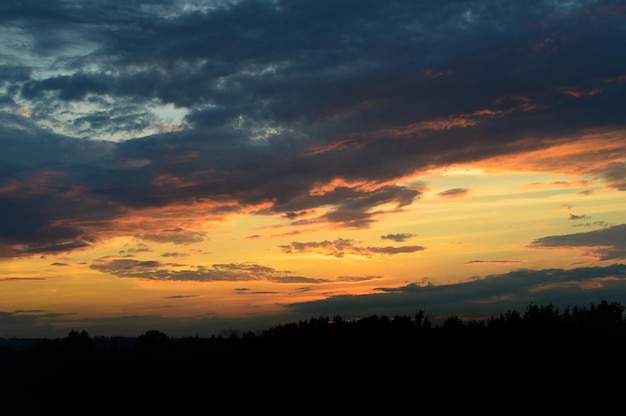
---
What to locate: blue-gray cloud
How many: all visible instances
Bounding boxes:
[284,264,626,324]
[0,0,624,258]
[529,224,626,260]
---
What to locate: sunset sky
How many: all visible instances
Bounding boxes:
[1,0,625,339]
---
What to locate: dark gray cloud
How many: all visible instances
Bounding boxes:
[285,264,626,324]
[1,0,625,256]
[529,224,626,260]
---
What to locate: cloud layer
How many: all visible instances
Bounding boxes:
[1,0,625,257]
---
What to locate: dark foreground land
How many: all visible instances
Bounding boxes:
[2,301,625,411]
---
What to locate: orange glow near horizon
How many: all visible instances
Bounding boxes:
[3,149,622,322]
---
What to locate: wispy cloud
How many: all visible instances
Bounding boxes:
[89,258,312,282]
[465,260,524,265]
[437,188,469,198]
[277,238,425,258]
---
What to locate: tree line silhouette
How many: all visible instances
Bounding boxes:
[2,299,625,410]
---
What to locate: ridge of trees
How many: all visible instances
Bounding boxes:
[1,299,624,358]
[2,299,626,407]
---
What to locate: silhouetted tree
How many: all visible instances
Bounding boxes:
[442,315,463,330]
[63,330,95,356]
[414,310,426,329]
[135,329,170,355]
[589,300,625,328]
[523,302,561,328]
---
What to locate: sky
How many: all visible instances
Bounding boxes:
[1,0,625,339]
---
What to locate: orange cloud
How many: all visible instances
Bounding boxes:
[479,129,626,183]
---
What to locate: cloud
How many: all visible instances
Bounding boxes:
[573,221,610,228]
[266,275,330,284]
[381,233,415,243]
[0,1,625,258]
[568,213,588,220]
[277,238,425,258]
[529,224,626,261]
[136,229,207,245]
[465,260,524,265]
[164,295,199,299]
[90,259,164,274]
[284,264,626,324]
[597,162,626,191]
[0,277,46,281]
[88,257,326,283]
[160,252,188,258]
[336,275,384,283]
[437,188,469,198]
